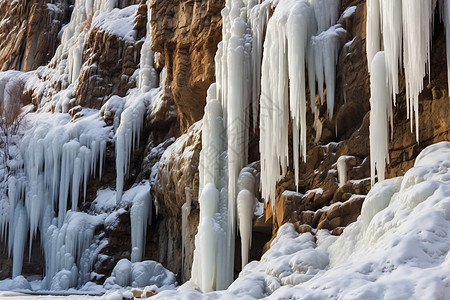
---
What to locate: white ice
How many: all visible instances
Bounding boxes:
[369,51,391,185]
[153,142,450,299]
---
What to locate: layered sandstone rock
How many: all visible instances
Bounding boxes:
[151,121,202,281]
[74,1,146,109]
[150,0,224,133]
[0,0,70,72]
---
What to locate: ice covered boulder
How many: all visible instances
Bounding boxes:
[104,259,176,290]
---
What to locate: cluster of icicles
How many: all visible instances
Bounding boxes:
[0,0,156,289]
[191,0,343,292]
[193,0,450,293]
[367,0,450,185]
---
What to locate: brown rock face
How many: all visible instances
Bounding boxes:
[150,0,224,133]
[0,0,70,72]
[151,121,202,281]
[74,2,146,109]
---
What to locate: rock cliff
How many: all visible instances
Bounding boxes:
[0,0,448,288]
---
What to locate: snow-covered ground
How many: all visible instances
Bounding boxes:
[153,142,450,299]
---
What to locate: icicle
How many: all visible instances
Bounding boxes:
[366,0,381,73]
[337,156,355,187]
[380,0,402,105]
[260,0,317,208]
[115,98,146,203]
[71,157,82,211]
[130,183,151,263]
[138,24,158,93]
[402,0,436,140]
[287,2,313,189]
[369,51,391,186]
[367,0,438,141]
[12,203,29,278]
[249,2,270,131]
[309,25,344,120]
[310,0,341,34]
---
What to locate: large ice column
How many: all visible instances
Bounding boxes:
[129,182,152,263]
[192,0,259,290]
[191,83,227,291]
[369,52,391,186]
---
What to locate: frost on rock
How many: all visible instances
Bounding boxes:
[59,0,120,84]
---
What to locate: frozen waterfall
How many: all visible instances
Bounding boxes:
[192,0,343,292]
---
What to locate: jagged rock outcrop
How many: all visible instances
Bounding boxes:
[0,0,71,72]
[74,1,146,109]
[150,0,224,133]
[151,121,202,281]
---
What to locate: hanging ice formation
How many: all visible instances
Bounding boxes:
[191,0,343,292]
[59,0,121,85]
[116,5,157,204]
[0,112,110,287]
[369,52,391,186]
[0,1,157,288]
[366,0,450,184]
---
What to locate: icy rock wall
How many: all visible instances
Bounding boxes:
[192,0,345,291]
[0,110,110,287]
[0,1,159,286]
[192,0,343,291]
[366,0,450,184]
